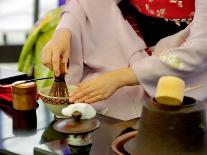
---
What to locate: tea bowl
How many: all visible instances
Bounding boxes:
[39,85,77,118]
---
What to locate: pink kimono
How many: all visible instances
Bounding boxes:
[56,0,207,120]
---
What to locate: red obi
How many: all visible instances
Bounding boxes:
[130,0,195,19]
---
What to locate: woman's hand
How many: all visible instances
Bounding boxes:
[41,28,71,76]
[69,68,139,103]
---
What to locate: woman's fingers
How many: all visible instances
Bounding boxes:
[61,48,70,74]
[41,45,63,76]
[41,29,71,75]
[73,90,102,103]
[70,82,90,95]
[69,85,95,102]
[84,95,104,103]
[52,48,61,76]
[69,70,125,103]
[41,46,53,70]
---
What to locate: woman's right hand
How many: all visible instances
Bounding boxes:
[41,28,71,76]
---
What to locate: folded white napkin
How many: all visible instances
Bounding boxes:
[61,103,96,119]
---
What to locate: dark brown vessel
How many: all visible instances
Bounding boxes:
[125,96,207,155]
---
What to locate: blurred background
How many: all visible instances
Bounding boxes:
[0,0,66,88]
[0,0,65,70]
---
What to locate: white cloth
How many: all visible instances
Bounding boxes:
[62,103,96,119]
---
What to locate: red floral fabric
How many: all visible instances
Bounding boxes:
[122,0,195,55]
[130,0,195,20]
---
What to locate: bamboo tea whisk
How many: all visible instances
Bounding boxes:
[48,63,69,97]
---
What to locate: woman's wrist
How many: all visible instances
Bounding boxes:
[54,28,71,39]
[111,67,139,88]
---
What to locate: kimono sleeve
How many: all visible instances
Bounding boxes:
[131,0,207,100]
[56,0,83,34]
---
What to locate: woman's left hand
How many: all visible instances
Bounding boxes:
[69,68,139,103]
[69,72,121,103]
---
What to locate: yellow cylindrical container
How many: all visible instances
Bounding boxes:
[155,76,185,106]
[12,81,37,110]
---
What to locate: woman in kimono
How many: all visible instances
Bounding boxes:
[41,0,207,120]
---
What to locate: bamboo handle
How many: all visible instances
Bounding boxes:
[56,62,67,79]
[60,62,66,75]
